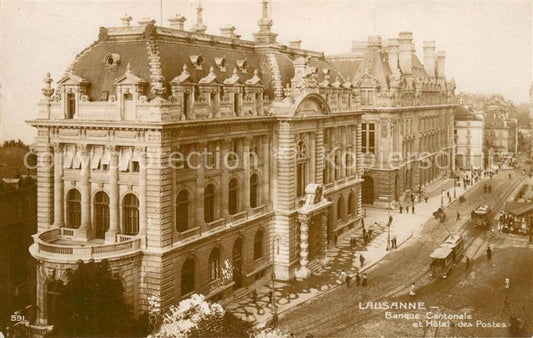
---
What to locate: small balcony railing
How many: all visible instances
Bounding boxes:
[32,228,141,261]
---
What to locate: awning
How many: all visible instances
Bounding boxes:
[504,201,533,216]
[72,148,82,169]
[90,147,103,169]
[63,146,74,169]
[430,247,453,259]
[119,148,132,171]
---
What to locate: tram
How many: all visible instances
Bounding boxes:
[430,234,464,278]
[471,204,492,229]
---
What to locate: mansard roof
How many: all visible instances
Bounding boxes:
[66,23,346,103]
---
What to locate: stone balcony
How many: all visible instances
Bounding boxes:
[30,228,142,263]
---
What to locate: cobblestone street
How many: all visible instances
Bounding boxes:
[276,169,532,337]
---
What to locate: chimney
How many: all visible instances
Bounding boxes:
[220,25,237,38]
[289,40,302,49]
[168,14,186,30]
[120,14,132,27]
[138,17,156,26]
[398,31,413,75]
[351,40,368,55]
[191,4,207,34]
[367,35,382,49]
[387,38,399,74]
[423,41,436,78]
[436,51,446,80]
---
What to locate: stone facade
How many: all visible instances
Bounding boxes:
[327,34,456,207]
[28,1,364,331]
[454,107,484,170]
[483,95,519,160]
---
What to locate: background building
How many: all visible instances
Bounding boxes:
[0,176,37,330]
[27,2,364,332]
[327,34,456,207]
[454,106,484,170]
[483,95,519,162]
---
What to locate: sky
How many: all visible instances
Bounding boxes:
[1,0,532,144]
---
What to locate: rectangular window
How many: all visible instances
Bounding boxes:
[66,93,76,119]
[131,161,140,172]
[362,123,375,154]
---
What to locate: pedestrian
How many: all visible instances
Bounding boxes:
[503,296,511,312]
[355,272,361,286]
[268,290,273,305]
[250,289,258,304]
[340,269,347,284]
[456,212,461,221]
[392,235,397,249]
[424,195,428,203]
[359,254,365,267]
[504,278,510,291]
[388,214,393,226]
[362,273,368,286]
[409,282,416,296]
[487,246,492,260]
[465,256,470,268]
[346,274,352,288]
[447,191,450,199]
[412,204,415,214]
[399,205,403,214]
[369,223,376,240]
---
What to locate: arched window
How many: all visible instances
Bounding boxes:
[337,196,344,220]
[250,174,259,208]
[348,191,355,216]
[93,191,110,239]
[254,229,264,260]
[176,190,189,232]
[122,194,139,235]
[296,140,307,197]
[204,184,216,223]
[208,247,220,281]
[66,189,81,228]
[46,280,64,325]
[228,178,239,215]
[181,257,195,296]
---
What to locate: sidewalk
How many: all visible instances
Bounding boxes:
[225,176,485,327]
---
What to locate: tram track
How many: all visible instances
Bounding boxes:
[282,174,526,336]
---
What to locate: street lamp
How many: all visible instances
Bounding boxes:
[270,234,281,327]
[453,175,457,199]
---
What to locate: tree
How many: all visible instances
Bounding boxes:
[151,294,252,338]
[50,259,148,337]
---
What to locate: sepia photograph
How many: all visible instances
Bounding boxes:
[0,0,532,337]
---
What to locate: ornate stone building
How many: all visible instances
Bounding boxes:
[28,1,364,331]
[327,34,456,207]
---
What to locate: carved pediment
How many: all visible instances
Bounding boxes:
[293,94,329,117]
[245,70,263,86]
[224,68,243,85]
[114,63,147,85]
[199,67,220,85]
[57,72,89,86]
[355,71,379,89]
[170,64,195,85]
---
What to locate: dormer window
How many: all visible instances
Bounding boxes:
[190,55,204,70]
[66,93,76,119]
[103,53,121,69]
[215,57,227,72]
[236,59,247,73]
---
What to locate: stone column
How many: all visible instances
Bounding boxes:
[243,136,252,211]
[221,139,230,219]
[139,149,147,246]
[309,133,316,184]
[295,214,311,279]
[315,128,324,185]
[79,145,91,238]
[105,146,119,242]
[261,135,270,206]
[196,142,206,228]
[340,127,346,179]
[52,143,64,227]
[320,212,329,265]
